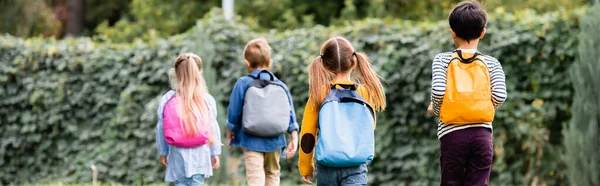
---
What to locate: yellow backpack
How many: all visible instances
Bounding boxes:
[440,50,495,124]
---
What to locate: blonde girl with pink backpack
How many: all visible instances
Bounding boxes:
[155,53,222,186]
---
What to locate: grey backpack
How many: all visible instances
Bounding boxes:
[242,70,291,137]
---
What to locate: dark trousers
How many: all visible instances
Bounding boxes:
[440,127,493,186]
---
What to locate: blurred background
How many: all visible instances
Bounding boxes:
[1,0,599,185]
[0,0,589,40]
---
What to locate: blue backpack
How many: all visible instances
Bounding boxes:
[315,84,375,167]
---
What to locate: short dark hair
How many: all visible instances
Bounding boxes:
[449,1,487,41]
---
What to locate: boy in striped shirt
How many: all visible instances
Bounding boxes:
[427,1,507,185]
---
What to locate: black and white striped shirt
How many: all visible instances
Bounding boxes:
[431,50,508,139]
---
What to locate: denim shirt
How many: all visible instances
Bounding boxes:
[226,69,299,154]
[155,91,222,182]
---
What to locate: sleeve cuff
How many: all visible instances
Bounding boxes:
[287,122,299,133]
[299,167,314,177]
[226,120,238,130]
[210,149,221,156]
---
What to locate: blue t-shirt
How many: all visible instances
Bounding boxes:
[226,69,299,154]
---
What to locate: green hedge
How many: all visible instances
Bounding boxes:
[0,8,581,185]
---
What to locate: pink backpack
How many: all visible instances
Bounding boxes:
[163,96,210,148]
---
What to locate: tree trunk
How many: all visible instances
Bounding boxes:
[66,0,84,36]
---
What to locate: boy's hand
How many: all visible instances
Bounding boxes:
[427,103,434,116]
[226,130,233,148]
[286,131,298,158]
[211,156,220,170]
[226,136,233,149]
[302,173,315,185]
[286,142,297,158]
[159,155,168,167]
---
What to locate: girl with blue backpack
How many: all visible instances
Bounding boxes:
[298,37,386,185]
[155,53,222,186]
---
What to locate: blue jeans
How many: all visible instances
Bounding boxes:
[174,174,205,186]
[316,164,368,186]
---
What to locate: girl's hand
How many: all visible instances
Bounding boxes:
[302,173,315,185]
[159,156,168,167]
[427,103,434,116]
[211,156,220,170]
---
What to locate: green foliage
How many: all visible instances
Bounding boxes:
[1,0,584,40]
[0,0,60,37]
[0,8,582,185]
[235,0,587,30]
[94,0,220,42]
[564,2,600,186]
[0,0,131,38]
[84,0,132,34]
[484,0,587,13]
[93,0,586,41]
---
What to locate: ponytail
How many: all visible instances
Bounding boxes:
[175,54,210,138]
[353,52,386,111]
[308,55,331,108]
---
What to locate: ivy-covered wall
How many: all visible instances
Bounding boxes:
[0,9,581,185]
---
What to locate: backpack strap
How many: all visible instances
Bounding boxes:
[248,70,275,81]
[331,83,358,91]
[451,50,484,64]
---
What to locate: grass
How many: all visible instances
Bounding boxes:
[19,182,303,186]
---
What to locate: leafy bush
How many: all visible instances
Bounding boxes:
[93,0,220,43]
[0,8,582,185]
[564,3,600,186]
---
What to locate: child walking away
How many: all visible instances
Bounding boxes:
[225,38,299,186]
[428,1,507,186]
[298,37,386,186]
[155,53,222,186]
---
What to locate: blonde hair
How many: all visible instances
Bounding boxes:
[243,38,272,68]
[308,37,386,111]
[172,53,210,137]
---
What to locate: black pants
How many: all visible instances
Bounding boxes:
[440,127,493,186]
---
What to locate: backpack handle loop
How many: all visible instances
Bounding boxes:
[331,83,358,91]
[248,70,275,81]
[453,50,482,64]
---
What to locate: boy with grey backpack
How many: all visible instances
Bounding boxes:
[226,38,299,186]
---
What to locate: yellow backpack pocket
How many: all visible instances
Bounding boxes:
[440,52,495,124]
